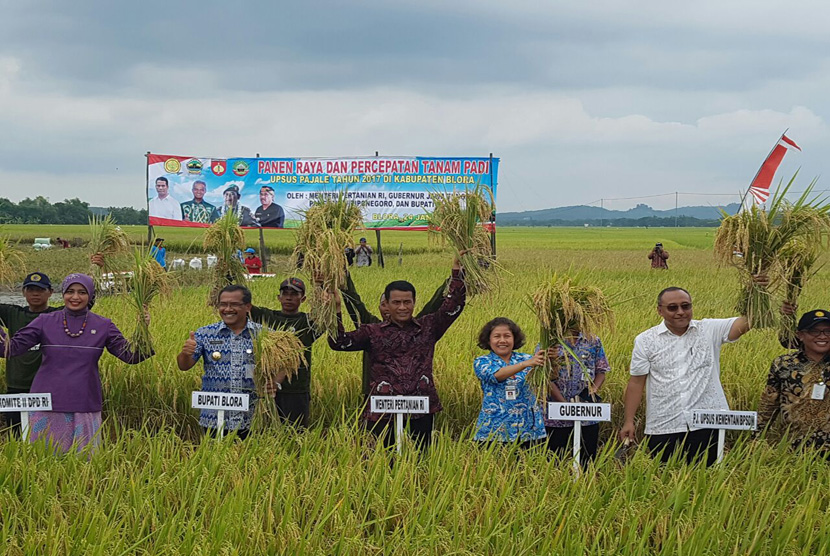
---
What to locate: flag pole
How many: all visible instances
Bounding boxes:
[739,129,788,208]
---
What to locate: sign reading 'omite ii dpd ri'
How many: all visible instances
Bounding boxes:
[146,154,498,230]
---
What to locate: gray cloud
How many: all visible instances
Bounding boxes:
[1,0,829,212]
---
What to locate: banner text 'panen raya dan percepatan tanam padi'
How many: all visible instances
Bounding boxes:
[146,154,499,230]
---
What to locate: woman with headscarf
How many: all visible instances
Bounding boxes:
[0,274,153,454]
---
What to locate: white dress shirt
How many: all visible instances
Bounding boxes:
[149,195,182,220]
[630,317,738,435]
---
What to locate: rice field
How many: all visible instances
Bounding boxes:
[1,225,829,555]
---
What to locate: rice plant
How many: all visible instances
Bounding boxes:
[0,235,25,285]
[251,328,307,428]
[88,214,130,291]
[127,247,173,355]
[714,173,830,328]
[778,238,823,345]
[529,272,615,403]
[428,184,497,296]
[203,210,247,307]
[292,191,363,335]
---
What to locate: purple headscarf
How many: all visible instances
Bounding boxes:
[61,273,96,308]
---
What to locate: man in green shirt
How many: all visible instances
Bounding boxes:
[0,272,60,435]
[340,272,449,397]
[249,277,321,428]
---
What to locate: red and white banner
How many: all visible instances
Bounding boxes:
[748,134,801,204]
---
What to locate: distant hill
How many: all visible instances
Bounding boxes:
[497,203,741,226]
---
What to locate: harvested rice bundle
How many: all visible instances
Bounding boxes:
[714,175,830,328]
[292,192,363,335]
[529,273,614,404]
[779,238,823,346]
[0,235,25,285]
[204,210,247,307]
[88,214,130,290]
[251,327,307,428]
[428,184,496,296]
[128,247,173,354]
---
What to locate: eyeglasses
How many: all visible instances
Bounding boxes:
[659,302,692,312]
[803,329,830,338]
[218,302,247,309]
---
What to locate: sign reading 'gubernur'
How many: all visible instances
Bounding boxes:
[547,402,612,422]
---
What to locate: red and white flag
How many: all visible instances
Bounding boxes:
[747,134,801,204]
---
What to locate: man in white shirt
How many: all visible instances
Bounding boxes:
[619,286,754,466]
[149,177,183,220]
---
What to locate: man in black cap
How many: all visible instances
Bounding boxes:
[255,186,285,228]
[210,184,258,226]
[249,277,321,427]
[649,242,669,269]
[757,310,830,451]
[0,272,60,435]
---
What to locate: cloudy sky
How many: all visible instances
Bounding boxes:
[2,0,828,212]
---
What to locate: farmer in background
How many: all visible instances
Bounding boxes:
[149,176,183,221]
[255,186,285,228]
[243,248,263,274]
[177,284,275,439]
[648,242,669,269]
[0,274,153,454]
[546,330,611,463]
[181,180,216,223]
[249,277,321,428]
[355,237,373,267]
[329,256,466,449]
[340,271,449,398]
[619,284,760,466]
[0,272,60,436]
[756,310,830,451]
[472,317,546,446]
[150,238,167,270]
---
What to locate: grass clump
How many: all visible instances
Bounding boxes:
[428,184,497,296]
[292,191,363,336]
[714,174,830,328]
[203,210,247,307]
[529,272,614,403]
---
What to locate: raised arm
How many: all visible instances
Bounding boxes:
[415,278,450,318]
[341,272,380,327]
[428,261,467,340]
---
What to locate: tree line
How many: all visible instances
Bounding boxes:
[0,197,148,225]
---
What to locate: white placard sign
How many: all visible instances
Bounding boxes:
[688,410,757,431]
[0,393,53,412]
[547,402,612,422]
[191,391,250,412]
[370,396,430,414]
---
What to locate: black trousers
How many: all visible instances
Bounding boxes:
[3,386,28,438]
[276,392,310,429]
[546,424,600,463]
[368,414,434,450]
[647,429,719,467]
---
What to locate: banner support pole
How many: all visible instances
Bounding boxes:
[145,152,153,244]
[375,229,385,268]
[573,420,582,475]
[489,153,496,258]
[20,411,30,441]
[217,410,225,439]
[716,429,726,464]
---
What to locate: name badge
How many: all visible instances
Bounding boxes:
[812,383,826,400]
[505,380,517,401]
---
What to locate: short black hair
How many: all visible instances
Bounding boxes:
[384,280,416,302]
[155,176,169,185]
[477,317,526,350]
[657,286,691,305]
[219,284,252,305]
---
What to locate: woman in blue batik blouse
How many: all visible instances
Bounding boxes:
[473,317,547,446]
